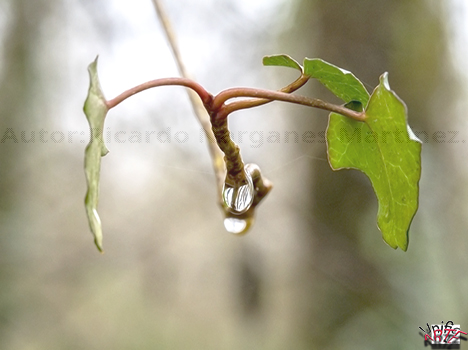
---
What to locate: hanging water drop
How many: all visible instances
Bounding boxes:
[223,217,248,235]
[222,169,254,215]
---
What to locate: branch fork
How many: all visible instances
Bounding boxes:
[104,67,365,234]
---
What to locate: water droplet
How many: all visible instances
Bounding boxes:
[222,171,254,215]
[224,217,247,235]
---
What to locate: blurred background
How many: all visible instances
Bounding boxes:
[1,0,467,349]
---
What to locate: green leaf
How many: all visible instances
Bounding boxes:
[263,54,302,71]
[304,57,421,250]
[326,73,421,251]
[303,58,369,105]
[83,56,109,252]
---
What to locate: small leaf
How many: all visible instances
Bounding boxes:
[326,73,421,251]
[83,56,109,252]
[304,58,369,105]
[263,54,302,71]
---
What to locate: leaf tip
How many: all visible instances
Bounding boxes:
[88,55,99,72]
[383,237,408,252]
[85,201,104,253]
[95,239,104,253]
[379,72,391,90]
[380,224,409,252]
[397,241,409,252]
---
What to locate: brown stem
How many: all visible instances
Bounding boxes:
[106,77,213,109]
[209,75,310,189]
[226,74,310,113]
[103,73,365,233]
[212,87,365,122]
[211,116,246,185]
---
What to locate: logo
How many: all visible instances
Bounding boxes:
[419,321,467,349]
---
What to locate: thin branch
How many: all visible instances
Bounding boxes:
[152,0,190,79]
[107,76,365,121]
[213,87,366,122]
[225,73,310,113]
[106,77,212,109]
[152,0,225,194]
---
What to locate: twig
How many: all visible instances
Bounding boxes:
[106,77,365,123]
[225,71,310,114]
[106,77,212,109]
[213,87,365,121]
[151,0,226,194]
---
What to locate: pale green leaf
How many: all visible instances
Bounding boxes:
[83,56,109,252]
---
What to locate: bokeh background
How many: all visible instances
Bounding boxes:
[1,0,467,349]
